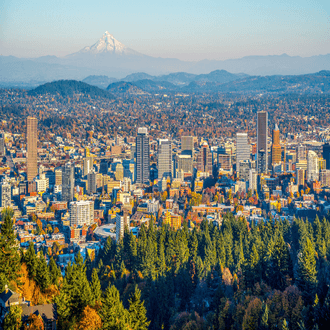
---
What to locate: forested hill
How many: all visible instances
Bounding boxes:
[28,80,115,99]
[1,208,330,329]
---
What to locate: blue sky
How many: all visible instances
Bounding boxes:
[0,0,329,60]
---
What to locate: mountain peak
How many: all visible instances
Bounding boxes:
[77,32,135,55]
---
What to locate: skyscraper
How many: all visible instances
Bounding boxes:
[197,143,212,174]
[62,163,74,202]
[0,133,5,157]
[271,124,281,165]
[158,139,172,180]
[0,179,11,208]
[181,136,194,156]
[136,127,150,184]
[257,111,268,173]
[296,168,305,187]
[297,145,307,162]
[27,117,38,181]
[236,133,250,173]
[307,150,319,182]
[322,143,330,169]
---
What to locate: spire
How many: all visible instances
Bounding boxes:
[275,123,279,131]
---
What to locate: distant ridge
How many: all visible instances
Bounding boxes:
[28,80,115,99]
[1,32,330,84]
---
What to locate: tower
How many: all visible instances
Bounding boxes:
[197,143,212,174]
[0,133,5,157]
[181,136,194,156]
[257,111,268,173]
[62,163,74,202]
[323,143,330,169]
[27,117,38,181]
[307,150,319,182]
[236,133,250,173]
[271,124,281,165]
[158,139,172,180]
[136,127,150,184]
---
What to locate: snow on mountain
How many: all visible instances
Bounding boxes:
[74,31,140,56]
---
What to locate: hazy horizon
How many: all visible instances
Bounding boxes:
[1,0,329,61]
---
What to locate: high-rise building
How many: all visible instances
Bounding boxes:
[236,133,250,173]
[307,150,319,182]
[296,168,305,187]
[99,159,109,174]
[158,139,172,180]
[218,153,232,171]
[249,169,258,193]
[136,127,150,184]
[320,169,330,187]
[0,180,11,208]
[181,136,194,156]
[62,163,74,202]
[239,160,251,182]
[271,124,281,165]
[323,143,330,169]
[197,143,212,174]
[55,169,62,186]
[0,133,5,157]
[115,163,124,181]
[257,111,268,173]
[116,210,130,241]
[87,171,97,194]
[69,201,94,227]
[27,117,38,181]
[297,145,307,162]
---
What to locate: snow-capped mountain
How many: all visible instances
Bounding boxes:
[72,31,140,56]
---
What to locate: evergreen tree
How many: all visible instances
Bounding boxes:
[128,285,150,330]
[48,257,61,286]
[0,208,20,286]
[36,251,51,292]
[3,305,22,330]
[101,284,129,330]
[90,268,102,306]
[297,238,318,304]
[24,241,38,279]
[260,303,269,330]
[282,319,289,330]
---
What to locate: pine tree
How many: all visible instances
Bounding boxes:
[282,318,289,330]
[260,303,269,330]
[24,241,38,279]
[101,284,129,330]
[48,257,61,286]
[128,285,150,330]
[297,237,318,304]
[0,208,20,286]
[90,268,102,306]
[36,251,51,292]
[3,305,22,330]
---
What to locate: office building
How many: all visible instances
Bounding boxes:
[116,210,130,241]
[0,133,5,157]
[257,111,268,173]
[239,160,251,182]
[297,145,307,162]
[136,127,150,184]
[87,171,97,194]
[158,139,172,180]
[197,143,212,174]
[69,201,94,227]
[271,124,281,165]
[27,117,38,181]
[236,133,250,173]
[62,163,74,202]
[320,169,330,187]
[55,169,62,186]
[181,136,194,156]
[176,154,193,173]
[0,180,11,208]
[249,170,258,193]
[296,168,305,187]
[307,150,319,182]
[99,159,108,175]
[115,163,124,181]
[323,143,330,169]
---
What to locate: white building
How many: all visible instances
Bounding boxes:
[307,150,319,182]
[116,211,130,241]
[69,201,94,227]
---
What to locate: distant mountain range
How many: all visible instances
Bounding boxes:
[26,70,330,97]
[1,31,330,85]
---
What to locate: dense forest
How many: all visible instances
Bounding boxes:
[1,208,330,329]
[28,80,115,99]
